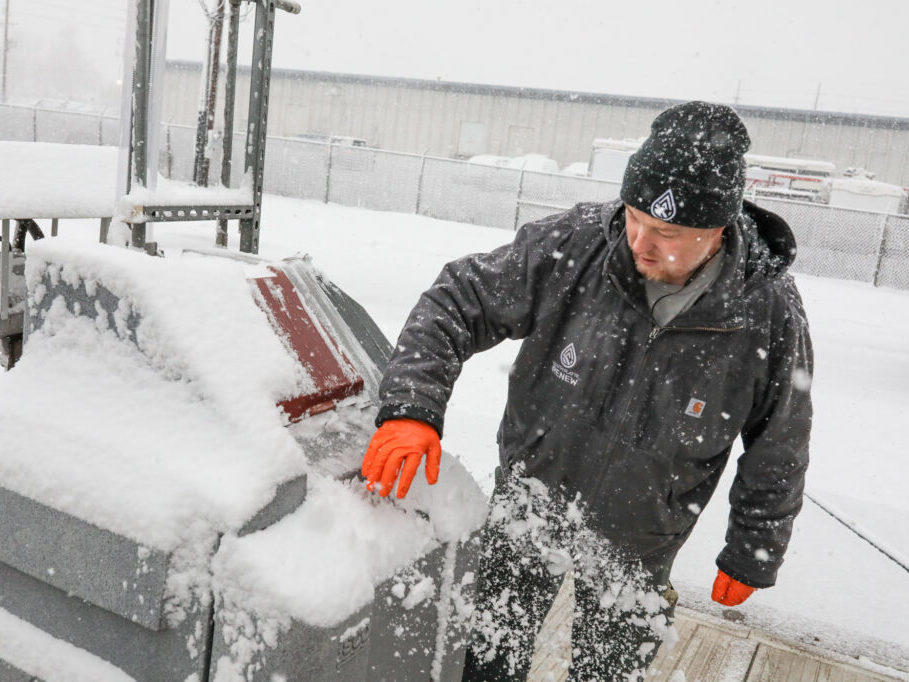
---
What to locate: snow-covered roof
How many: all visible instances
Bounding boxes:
[591,138,644,152]
[468,153,559,173]
[829,177,907,198]
[744,152,836,174]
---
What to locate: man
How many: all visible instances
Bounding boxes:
[361,101,812,679]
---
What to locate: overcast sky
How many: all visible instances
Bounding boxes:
[165,0,909,117]
[7,0,909,117]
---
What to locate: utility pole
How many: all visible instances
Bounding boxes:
[193,0,225,186]
[2,0,10,103]
[733,79,742,105]
[813,82,822,110]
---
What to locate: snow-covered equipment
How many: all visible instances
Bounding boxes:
[828,175,908,214]
[0,141,118,368]
[588,138,642,184]
[588,138,838,205]
[0,1,488,679]
[743,153,836,203]
[0,240,486,680]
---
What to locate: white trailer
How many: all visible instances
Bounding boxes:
[589,139,838,204]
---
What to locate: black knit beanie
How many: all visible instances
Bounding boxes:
[620,101,751,228]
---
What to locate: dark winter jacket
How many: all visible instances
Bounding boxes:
[377,200,813,588]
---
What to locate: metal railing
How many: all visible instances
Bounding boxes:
[3,102,909,292]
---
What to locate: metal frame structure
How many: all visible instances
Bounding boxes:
[126,0,299,254]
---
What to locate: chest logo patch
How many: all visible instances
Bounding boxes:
[552,342,580,386]
[650,188,677,221]
[559,343,577,368]
[685,397,706,418]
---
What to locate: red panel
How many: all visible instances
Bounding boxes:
[252,268,363,422]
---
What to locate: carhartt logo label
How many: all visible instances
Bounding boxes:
[552,342,580,385]
[559,343,577,369]
[685,398,706,418]
[650,188,677,221]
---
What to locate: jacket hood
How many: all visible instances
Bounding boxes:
[738,199,797,281]
[600,199,797,325]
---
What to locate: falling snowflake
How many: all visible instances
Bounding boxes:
[792,367,812,391]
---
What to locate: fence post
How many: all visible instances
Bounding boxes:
[165,125,173,179]
[1,220,10,322]
[872,213,890,287]
[414,153,427,215]
[324,141,333,203]
[513,168,526,231]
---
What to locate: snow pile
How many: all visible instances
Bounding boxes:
[210,410,485,675]
[830,177,905,197]
[211,447,486,626]
[26,237,312,434]
[213,477,435,629]
[0,238,316,550]
[0,141,118,218]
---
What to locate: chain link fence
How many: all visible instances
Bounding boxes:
[3,102,909,290]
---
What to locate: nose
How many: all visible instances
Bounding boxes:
[630,225,654,255]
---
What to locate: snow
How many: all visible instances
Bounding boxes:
[4,182,909,667]
[119,178,253,223]
[468,153,559,173]
[0,606,135,682]
[0,141,118,218]
[1,238,313,551]
[830,178,906,198]
[744,152,837,174]
[211,422,485,627]
[212,476,436,628]
[559,161,589,177]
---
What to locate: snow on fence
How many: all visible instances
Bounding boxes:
[3,102,908,290]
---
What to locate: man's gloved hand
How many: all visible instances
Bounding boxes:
[711,570,756,606]
[361,418,441,499]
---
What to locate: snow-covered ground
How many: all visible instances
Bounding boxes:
[6,183,909,669]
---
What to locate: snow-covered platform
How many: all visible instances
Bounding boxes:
[0,141,117,220]
[0,141,119,361]
[0,238,487,680]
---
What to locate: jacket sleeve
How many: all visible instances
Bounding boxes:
[375,210,572,436]
[716,282,813,588]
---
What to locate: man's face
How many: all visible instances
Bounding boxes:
[624,204,725,286]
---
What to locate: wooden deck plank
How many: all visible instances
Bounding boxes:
[527,590,906,682]
[651,621,758,681]
[647,617,700,680]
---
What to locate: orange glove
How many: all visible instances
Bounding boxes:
[711,570,756,606]
[361,418,441,498]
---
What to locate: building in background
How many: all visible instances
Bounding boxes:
[163,61,909,192]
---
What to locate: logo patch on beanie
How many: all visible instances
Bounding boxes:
[650,188,677,221]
